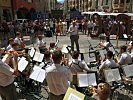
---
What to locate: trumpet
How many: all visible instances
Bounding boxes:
[87,85,96,93]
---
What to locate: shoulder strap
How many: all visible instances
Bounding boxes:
[69,61,83,70]
[42,62,51,69]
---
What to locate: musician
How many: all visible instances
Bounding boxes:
[42,51,53,70]
[68,21,79,51]
[49,43,56,53]
[115,45,132,65]
[45,49,72,100]
[69,51,90,75]
[14,31,25,49]
[0,48,19,100]
[127,42,133,61]
[99,51,119,80]
[6,38,14,51]
[99,36,111,50]
[37,35,47,53]
[92,82,110,100]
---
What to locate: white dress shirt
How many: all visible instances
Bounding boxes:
[119,52,132,65]
[45,63,72,95]
[0,59,14,87]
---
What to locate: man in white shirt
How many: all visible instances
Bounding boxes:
[99,51,118,81]
[0,48,19,100]
[45,49,72,100]
[69,51,90,75]
[68,21,79,51]
[14,32,25,49]
[37,35,47,53]
[115,45,132,65]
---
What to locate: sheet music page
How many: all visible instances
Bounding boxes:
[68,93,82,100]
[83,53,96,63]
[29,65,41,81]
[123,34,128,38]
[18,57,28,72]
[88,73,97,86]
[33,52,44,62]
[109,47,115,54]
[78,73,88,87]
[36,69,46,83]
[104,69,115,82]
[29,47,35,57]
[123,65,133,77]
[112,68,121,81]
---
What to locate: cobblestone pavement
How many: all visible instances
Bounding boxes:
[0,33,132,100]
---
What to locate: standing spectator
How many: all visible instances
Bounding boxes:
[68,21,79,51]
[49,19,54,35]
[62,20,67,35]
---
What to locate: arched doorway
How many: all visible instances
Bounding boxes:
[3,9,12,21]
[17,7,29,19]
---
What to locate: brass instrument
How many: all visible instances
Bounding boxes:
[87,85,96,93]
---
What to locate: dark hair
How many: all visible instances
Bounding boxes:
[120,45,127,52]
[72,51,79,59]
[106,36,110,42]
[52,49,62,60]
[16,32,20,36]
[106,51,113,58]
[7,38,14,45]
[44,51,51,59]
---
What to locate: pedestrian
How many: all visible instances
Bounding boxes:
[68,21,79,51]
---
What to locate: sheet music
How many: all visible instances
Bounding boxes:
[29,65,46,83]
[36,69,46,83]
[112,69,121,81]
[88,73,97,86]
[123,34,128,38]
[29,66,40,81]
[104,68,121,82]
[29,47,35,57]
[68,93,82,100]
[33,52,44,62]
[78,73,88,87]
[104,69,115,82]
[18,57,28,72]
[123,64,133,77]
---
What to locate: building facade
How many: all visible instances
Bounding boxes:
[13,0,36,19]
[0,0,12,22]
[65,0,133,14]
